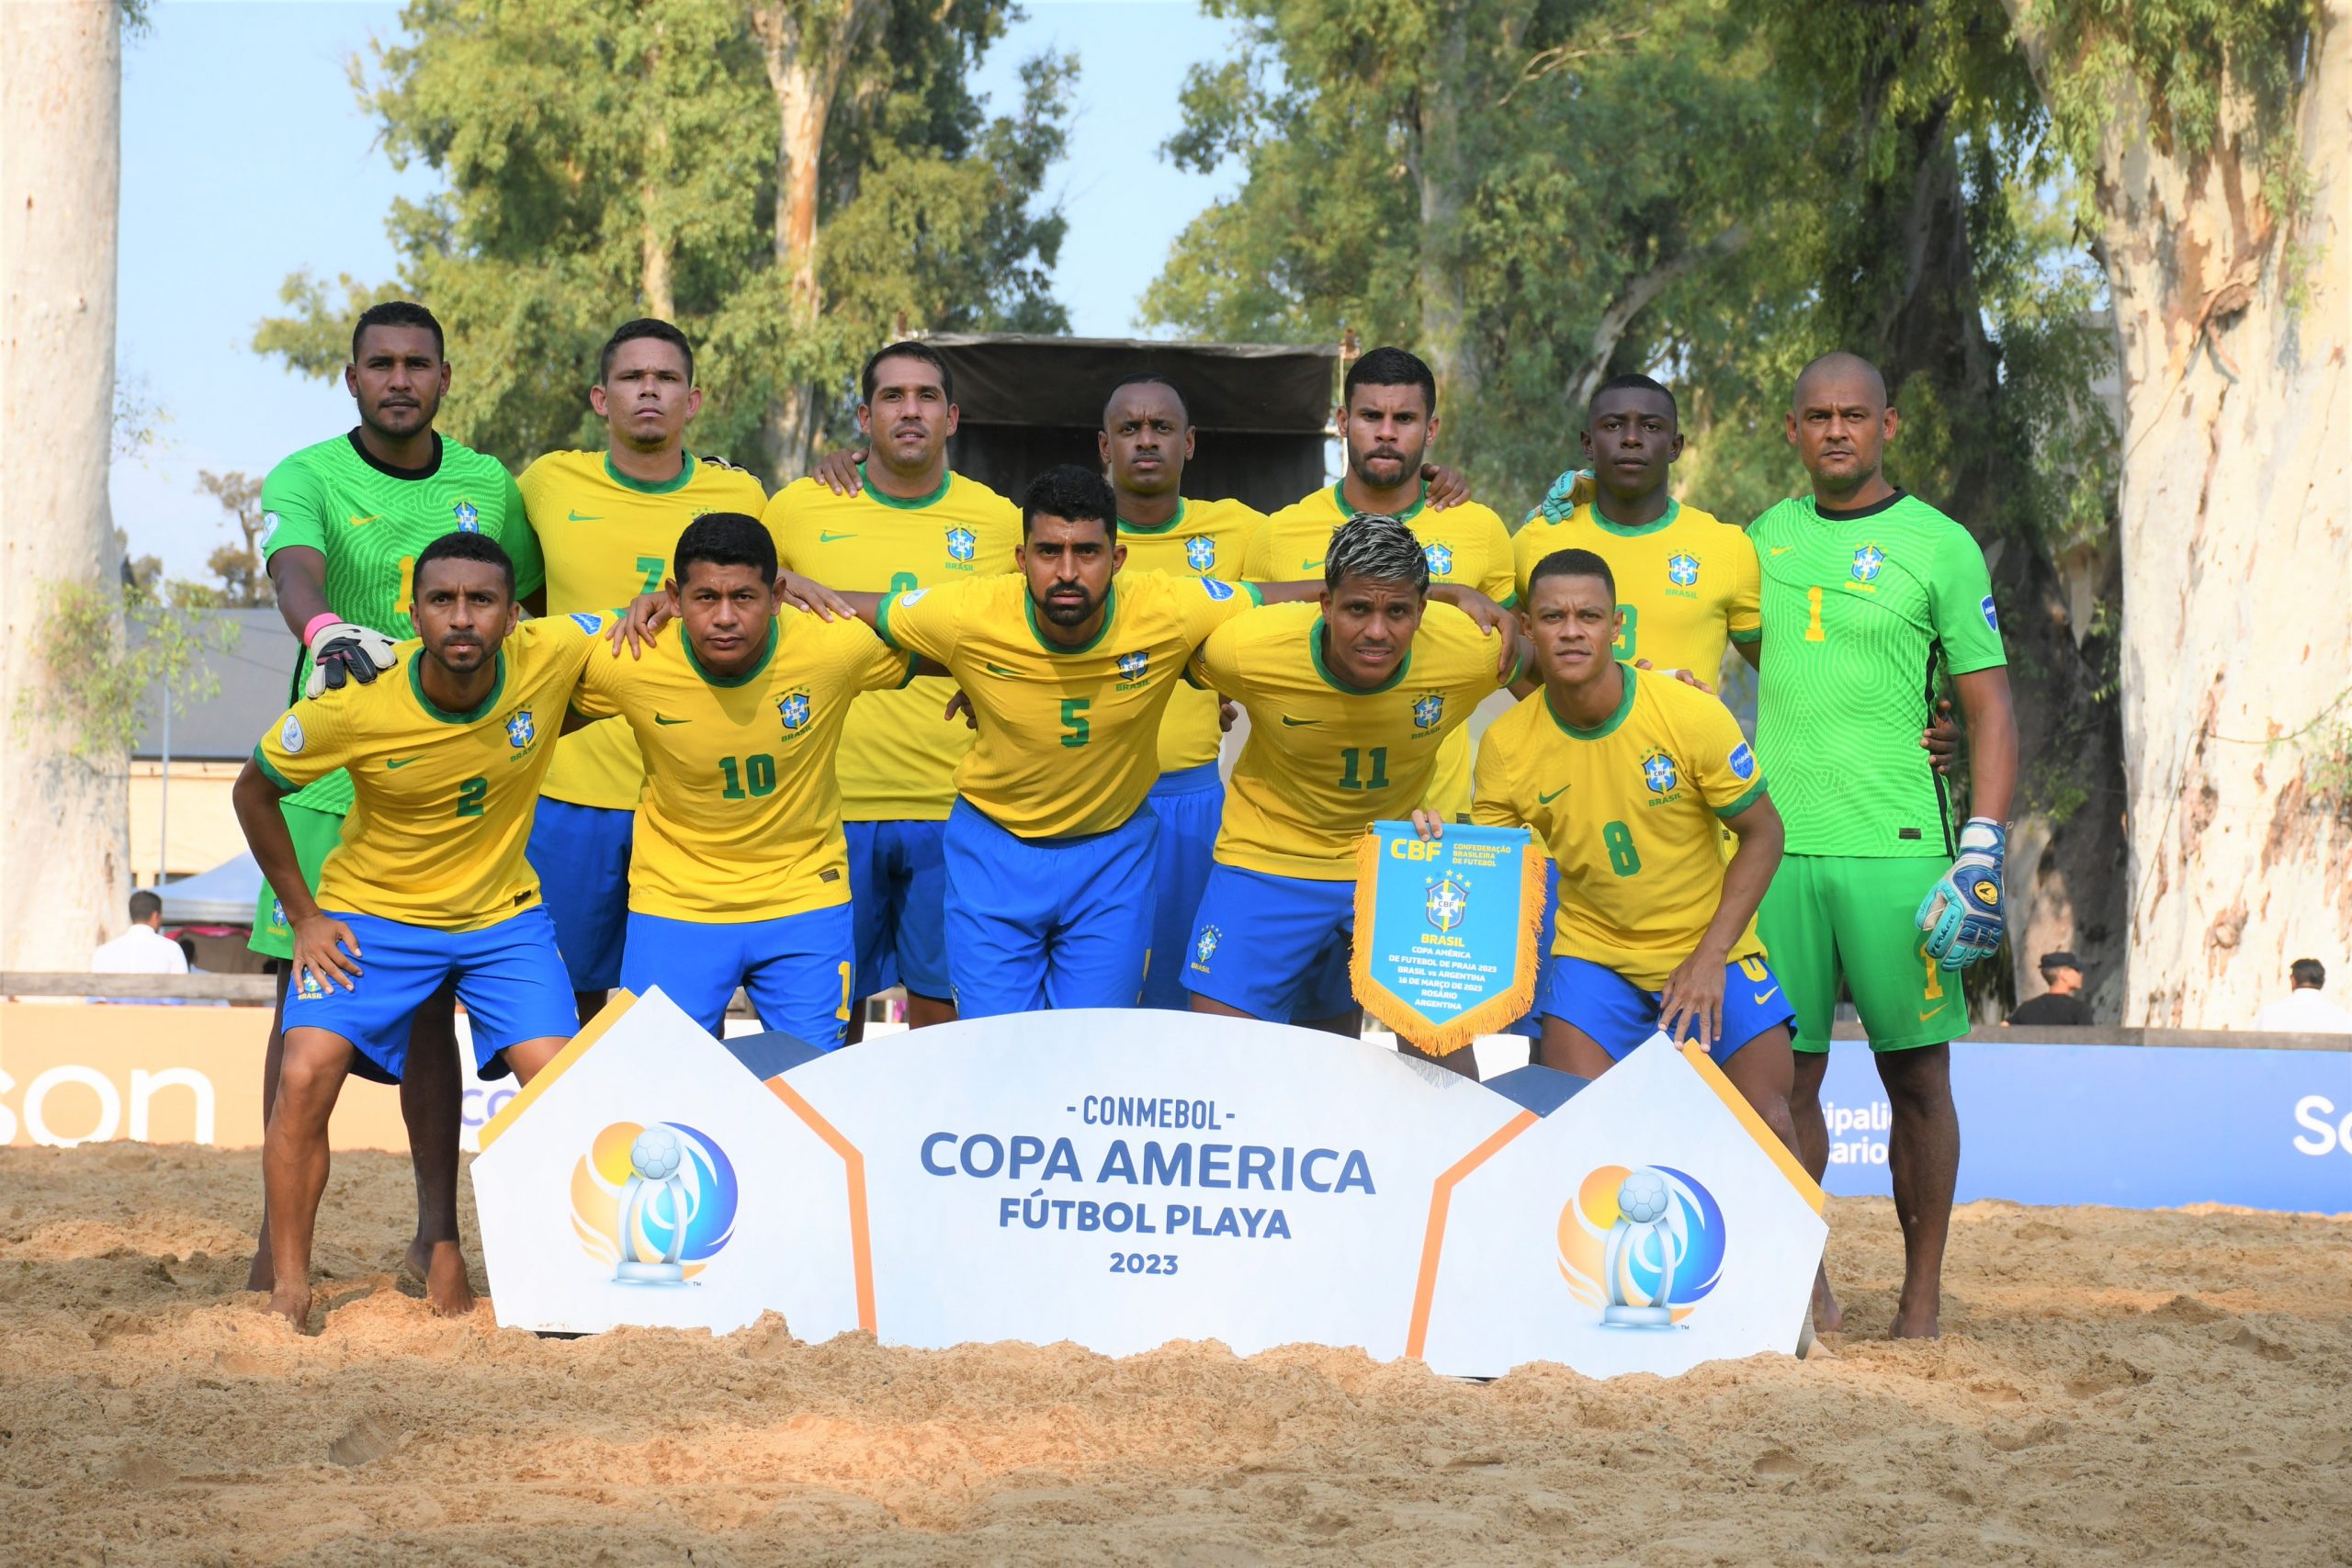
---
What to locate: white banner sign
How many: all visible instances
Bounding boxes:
[472,991,1826,1378]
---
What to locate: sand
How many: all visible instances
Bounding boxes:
[2,1143,2345,1565]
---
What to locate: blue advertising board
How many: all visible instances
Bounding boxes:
[1815,1038,2352,1213]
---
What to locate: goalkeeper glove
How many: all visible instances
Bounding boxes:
[303,622,399,699]
[1536,468,1596,525]
[1916,818,2006,971]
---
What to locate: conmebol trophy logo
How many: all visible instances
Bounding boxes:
[1556,1164,1725,1328]
[570,1122,740,1284]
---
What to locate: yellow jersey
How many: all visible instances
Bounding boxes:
[1472,665,1770,987]
[1243,482,1517,820]
[521,449,768,811]
[763,468,1020,821]
[1116,496,1264,772]
[571,612,914,922]
[876,570,1261,839]
[252,615,606,931]
[1511,500,1760,679]
[1194,603,1515,880]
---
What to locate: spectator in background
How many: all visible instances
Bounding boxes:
[2252,959,2352,1033]
[91,891,190,976]
[2005,950,2090,1028]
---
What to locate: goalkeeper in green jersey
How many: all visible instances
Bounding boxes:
[244,299,545,1317]
[1750,352,2017,1341]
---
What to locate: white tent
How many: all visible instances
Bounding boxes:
[158,852,263,925]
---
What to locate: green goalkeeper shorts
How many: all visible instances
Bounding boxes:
[246,801,347,962]
[1758,853,1970,1055]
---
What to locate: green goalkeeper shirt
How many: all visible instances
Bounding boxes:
[1749,490,2005,858]
[257,430,542,815]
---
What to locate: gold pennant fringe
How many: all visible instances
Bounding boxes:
[1351,825,1548,1056]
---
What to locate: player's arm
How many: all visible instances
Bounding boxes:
[233,731,363,994]
[1916,545,2019,968]
[1659,791,1784,1048]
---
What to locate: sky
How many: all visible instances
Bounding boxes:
[113,0,1250,583]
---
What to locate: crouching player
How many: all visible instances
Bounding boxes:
[1458,548,1799,1150]
[1184,513,1521,1069]
[232,534,600,1328]
[578,513,915,1042]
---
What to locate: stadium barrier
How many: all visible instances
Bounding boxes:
[2,984,2345,1214]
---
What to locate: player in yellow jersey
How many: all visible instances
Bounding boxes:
[1458,548,1798,1149]
[232,534,601,1328]
[1097,374,1266,1009]
[571,513,913,1043]
[521,319,767,1024]
[1186,514,1522,1063]
[761,342,1020,1033]
[1243,347,1517,823]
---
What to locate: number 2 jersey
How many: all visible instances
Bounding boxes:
[519,448,768,812]
[1474,665,1768,988]
[1747,491,2005,858]
[570,613,915,922]
[251,615,605,930]
[258,431,544,817]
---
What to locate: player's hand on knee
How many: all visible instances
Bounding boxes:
[303,623,398,699]
[1658,950,1724,1047]
[1409,809,1445,841]
[944,689,978,729]
[1920,698,1963,777]
[780,570,855,621]
[293,914,363,992]
[1421,462,1471,510]
[1917,817,2006,969]
[811,448,866,495]
[608,592,674,658]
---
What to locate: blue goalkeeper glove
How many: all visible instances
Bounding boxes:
[1916,818,2006,971]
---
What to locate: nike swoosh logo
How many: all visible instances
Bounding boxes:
[385,757,416,769]
[349,513,382,527]
[566,509,601,522]
[1918,1004,1945,1021]
[1299,558,1325,570]
[653,715,690,726]
[1279,715,1319,727]
[1753,987,1779,1006]
[820,530,857,543]
[1538,784,1568,803]
[1770,546,1793,556]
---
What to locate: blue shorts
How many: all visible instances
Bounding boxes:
[284,906,576,1080]
[942,796,1158,1017]
[1141,763,1224,1010]
[1182,864,1359,1022]
[527,798,633,992]
[844,818,952,1001]
[621,904,854,1047]
[1534,953,1797,1065]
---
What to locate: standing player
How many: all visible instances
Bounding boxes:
[1243,347,1517,822]
[1456,549,1797,1147]
[1098,374,1265,1009]
[761,342,1020,1034]
[1187,514,1522,1067]
[1755,351,2017,1339]
[572,514,914,1043]
[248,300,545,1314]
[520,319,766,1024]
[232,534,596,1328]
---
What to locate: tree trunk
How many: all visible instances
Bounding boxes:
[2007,0,2350,1026]
[1413,10,1478,408]
[1,2,128,969]
[639,31,675,321]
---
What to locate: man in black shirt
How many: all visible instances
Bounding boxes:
[2007,951,2090,1027]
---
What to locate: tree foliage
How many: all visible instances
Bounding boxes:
[255,0,1073,478]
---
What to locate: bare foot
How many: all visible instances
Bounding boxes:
[1890,1298,1940,1339]
[1811,1264,1844,1333]
[264,1285,311,1330]
[423,1241,476,1317]
[401,1236,433,1283]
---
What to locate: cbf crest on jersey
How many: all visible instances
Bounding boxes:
[1412,694,1446,731]
[454,500,481,532]
[1850,544,1885,582]
[1641,750,1679,795]
[778,691,814,733]
[1424,543,1454,576]
[944,526,977,563]
[506,710,537,749]
[1667,552,1701,588]
[1185,535,1217,571]
[1115,650,1150,687]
